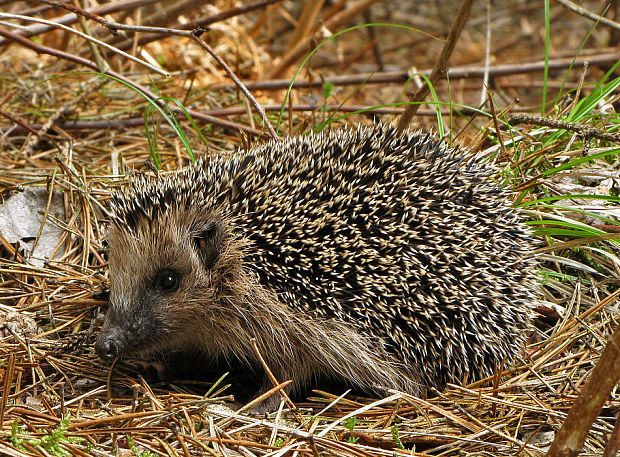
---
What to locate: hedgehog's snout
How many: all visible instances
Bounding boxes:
[95,304,162,361]
[95,327,123,360]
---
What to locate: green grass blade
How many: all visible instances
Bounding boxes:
[520,194,620,206]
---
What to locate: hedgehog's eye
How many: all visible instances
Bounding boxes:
[156,270,179,292]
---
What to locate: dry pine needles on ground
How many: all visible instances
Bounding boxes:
[0,1,620,456]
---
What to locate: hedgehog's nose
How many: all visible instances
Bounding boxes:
[95,332,122,361]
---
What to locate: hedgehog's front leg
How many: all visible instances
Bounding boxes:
[252,374,294,413]
[242,339,303,413]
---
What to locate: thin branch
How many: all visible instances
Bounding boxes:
[554,0,620,31]
[0,0,161,46]
[207,52,620,92]
[36,0,199,38]
[396,0,475,131]
[36,0,112,28]
[191,32,279,140]
[0,12,169,76]
[507,113,620,143]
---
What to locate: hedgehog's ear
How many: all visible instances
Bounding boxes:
[194,220,223,269]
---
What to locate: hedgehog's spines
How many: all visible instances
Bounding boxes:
[107,122,537,395]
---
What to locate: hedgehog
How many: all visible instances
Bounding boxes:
[95,123,538,410]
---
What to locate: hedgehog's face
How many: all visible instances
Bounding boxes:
[95,214,227,361]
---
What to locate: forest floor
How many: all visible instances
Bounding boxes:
[0,1,619,456]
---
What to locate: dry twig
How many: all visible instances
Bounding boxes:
[508,113,620,143]
[396,0,475,131]
[554,0,620,31]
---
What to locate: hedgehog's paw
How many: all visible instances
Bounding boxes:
[250,393,286,414]
[132,359,169,380]
[130,352,191,381]
[248,377,294,414]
